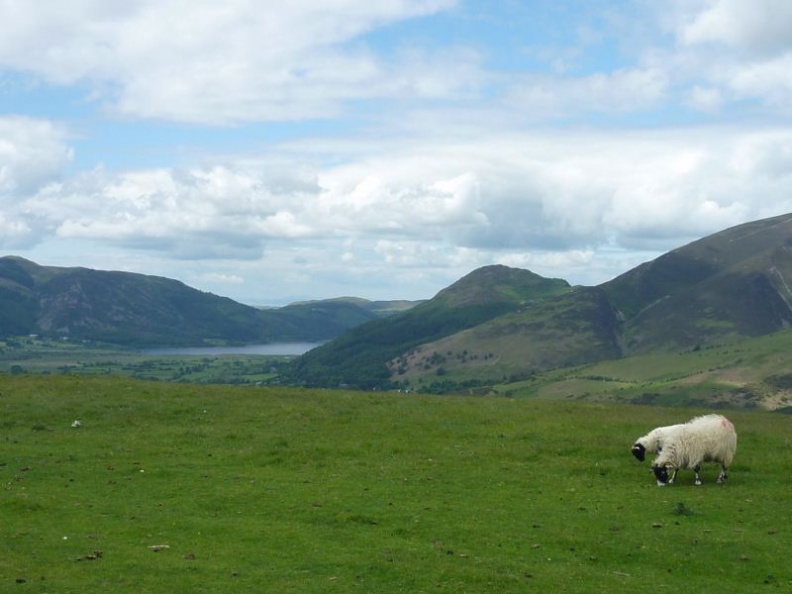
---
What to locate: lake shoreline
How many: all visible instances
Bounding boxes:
[142,342,324,356]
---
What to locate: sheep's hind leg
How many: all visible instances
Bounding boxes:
[694,464,702,486]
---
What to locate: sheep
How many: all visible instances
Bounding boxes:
[631,422,686,483]
[650,414,737,486]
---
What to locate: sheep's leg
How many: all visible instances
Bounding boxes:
[668,468,678,484]
[716,465,728,484]
[693,464,702,486]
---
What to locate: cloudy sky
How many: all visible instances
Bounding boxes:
[2,0,792,305]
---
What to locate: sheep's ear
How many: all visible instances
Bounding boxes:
[631,443,646,462]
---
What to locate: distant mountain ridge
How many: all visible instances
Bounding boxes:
[0,256,418,346]
[290,213,792,390]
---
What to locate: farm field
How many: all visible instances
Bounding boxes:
[1,374,791,593]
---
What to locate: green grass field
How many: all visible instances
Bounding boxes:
[2,374,791,593]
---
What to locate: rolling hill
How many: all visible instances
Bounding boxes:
[289,213,792,391]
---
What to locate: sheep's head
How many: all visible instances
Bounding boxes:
[652,465,670,486]
[631,442,646,462]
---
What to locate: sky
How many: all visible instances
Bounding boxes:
[2,1,792,306]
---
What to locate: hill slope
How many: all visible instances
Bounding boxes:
[290,213,792,391]
[286,265,572,388]
[0,257,412,346]
[604,213,792,352]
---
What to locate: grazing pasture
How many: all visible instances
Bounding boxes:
[1,375,790,592]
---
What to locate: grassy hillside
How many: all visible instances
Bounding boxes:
[288,265,572,389]
[409,326,792,410]
[496,328,792,410]
[602,212,792,320]
[2,375,790,593]
[0,256,269,345]
[290,214,792,391]
[397,287,622,387]
[603,213,792,353]
[0,256,406,346]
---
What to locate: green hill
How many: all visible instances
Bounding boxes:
[285,265,571,389]
[603,212,792,352]
[0,256,413,346]
[290,213,792,393]
[496,327,792,410]
[5,213,792,398]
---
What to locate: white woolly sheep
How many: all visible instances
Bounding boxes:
[631,422,686,483]
[650,414,737,486]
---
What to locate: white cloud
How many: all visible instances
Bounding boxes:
[0,214,31,247]
[200,272,245,285]
[10,124,792,287]
[504,67,668,118]
[0,116,71,198]
[668,0,792,110]
[680,0,792,55]
[374,239,479,268]
[0,116,72,248]
[0,0,462,124]
[496,249,595,279]
[725,53,792,105]
[28,162,323,259]
[6,2,792,303]
[686,85,724,111]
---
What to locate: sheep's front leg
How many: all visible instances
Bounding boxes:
[693,464,702,486]
[716,466,728,484]
[668,468,678,484]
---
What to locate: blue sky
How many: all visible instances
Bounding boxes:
[2,0,792,305]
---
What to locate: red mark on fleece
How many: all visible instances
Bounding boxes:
[721,417,734,431]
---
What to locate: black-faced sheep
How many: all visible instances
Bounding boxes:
[631,422,686,483]
[650,414,737,486]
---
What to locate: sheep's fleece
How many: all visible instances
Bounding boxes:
[650,414,736,486]
[631,423,685,462]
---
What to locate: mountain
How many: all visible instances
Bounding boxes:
[0,257,416,346]
[5,212,792,390]
[602,213,792,352]
[285,265,572,388]
[289,213,792,390]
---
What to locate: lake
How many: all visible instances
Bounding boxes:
[143,342,324,356]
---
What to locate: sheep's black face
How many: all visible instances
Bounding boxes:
[653,465,670,485]
[631,443,646,462]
